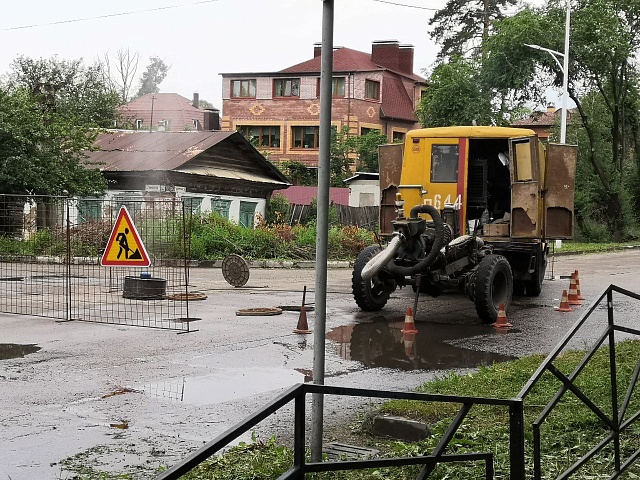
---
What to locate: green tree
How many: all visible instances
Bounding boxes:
[429,0,519,60]
[330,126,356,186]
[483,0,640,239]
[136,56,170,97]
[4,55,120,128]
[0,88,106,196]
[356,130,389,173]
[280,160,316,186]
[416,56,494,127]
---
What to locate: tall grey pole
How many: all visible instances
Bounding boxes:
[560,1,570,144]
[311,0,334,463]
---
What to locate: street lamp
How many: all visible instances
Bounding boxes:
[525,2,570,144]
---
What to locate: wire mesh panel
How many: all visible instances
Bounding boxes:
[0,195,69,318]
[68,197,194,331]
[0,195,195,332]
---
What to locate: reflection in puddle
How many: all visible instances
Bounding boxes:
[0,343,41,360]
[327,318,515,372]
[141,368,305,405]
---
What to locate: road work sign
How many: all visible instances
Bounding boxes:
[100,206,151,267]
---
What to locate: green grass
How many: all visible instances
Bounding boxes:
[555,241,640,254]
[165,340,640,479]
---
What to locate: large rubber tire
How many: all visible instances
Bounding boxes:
[352,245,396,311]
[525,251,546,297]
[474,254,513,324]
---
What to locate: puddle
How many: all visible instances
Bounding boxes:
[141,367,305,405]
[0,343,41,360]
[328,318,515,372]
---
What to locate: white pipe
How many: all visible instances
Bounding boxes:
[361,235,402,281]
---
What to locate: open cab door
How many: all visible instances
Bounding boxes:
[543,143,577,239]
[509,136,541,238]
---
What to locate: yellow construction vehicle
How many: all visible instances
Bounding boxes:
[352,126,577,323]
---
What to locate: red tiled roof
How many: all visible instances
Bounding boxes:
[118,93,206,131]
[512,110,557,127]
[380,73,418,122]
[272,186,349,206]
[280,47,425,83]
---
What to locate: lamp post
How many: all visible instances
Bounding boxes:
[525,1,570,144]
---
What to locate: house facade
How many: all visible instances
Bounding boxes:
[220,40,427,168]
[117,93,220,132]
[83,131,290,227]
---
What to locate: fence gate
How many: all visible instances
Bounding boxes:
[0,194,196,332]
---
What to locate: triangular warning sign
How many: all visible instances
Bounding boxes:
[101,206,151,267]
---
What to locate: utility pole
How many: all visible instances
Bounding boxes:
[311,0,334,463]
[149,95,156,132]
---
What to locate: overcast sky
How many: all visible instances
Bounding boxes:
[0,0,451,109]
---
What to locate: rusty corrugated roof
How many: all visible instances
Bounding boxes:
[84,130,290,185]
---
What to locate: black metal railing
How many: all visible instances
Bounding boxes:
[157,284,640,479]
[518,284,640,479]
[157,384,525,480]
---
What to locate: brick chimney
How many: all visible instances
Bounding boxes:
[399,44,414,75]
[193,92,200,108]
[371,40,400,71]
[314,42,322,58]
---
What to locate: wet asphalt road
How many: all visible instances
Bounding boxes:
[2,249,640,479]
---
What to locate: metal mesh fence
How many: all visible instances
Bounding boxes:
[0,194,195,332]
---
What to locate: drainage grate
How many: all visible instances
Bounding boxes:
[323,443,379,461]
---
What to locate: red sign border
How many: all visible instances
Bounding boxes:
[100,206,151,267]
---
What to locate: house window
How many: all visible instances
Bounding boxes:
[392,131,405,142]
[237,125,281,148]
[231,79,256,98]
[361,127,381,136]
[77,199,101,223]
[365,80,380,100]
[135,119,143,130]
[431,145,459,183]
[292,126,319,149]
[239,201,257,228]
[114,196,142,218]
[212,199,231,219]
[183,197,203,215]
[192,119,201,130]
[316,77,346,97]
[274,78,300,97]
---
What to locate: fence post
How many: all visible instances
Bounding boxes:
[65,197,71,321]
[509,400,526,479]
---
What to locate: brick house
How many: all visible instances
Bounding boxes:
[220,40,427,168]
[117,93,220,132]
[511,105,575,141]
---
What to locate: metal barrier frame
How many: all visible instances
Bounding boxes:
[157,384,525,480]
[518,284,640,479]
[157,284,640,479]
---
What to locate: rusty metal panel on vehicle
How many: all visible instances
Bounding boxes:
[379,143,403,235]
[544,143,577,239]
[511,182,539,238]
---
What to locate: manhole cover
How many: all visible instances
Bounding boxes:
[222,254,250,287]
[235,307,282,316]
[167,292,208,301]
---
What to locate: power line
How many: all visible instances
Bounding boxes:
[0,0,219,31]
[370,0,439,10]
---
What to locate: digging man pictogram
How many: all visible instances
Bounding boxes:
[115,227,142,260]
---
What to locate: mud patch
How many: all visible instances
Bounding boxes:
[0,343,41,360]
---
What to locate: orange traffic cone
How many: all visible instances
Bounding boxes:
[403,330,416,360]
[555,289,573,312]
[293,306,312,334]
[574,270,585,300]
[401,307,419,334]
[567,275,582,306]
[491,304,512,328]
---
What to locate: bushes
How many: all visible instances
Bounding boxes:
[189,212,375,261]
